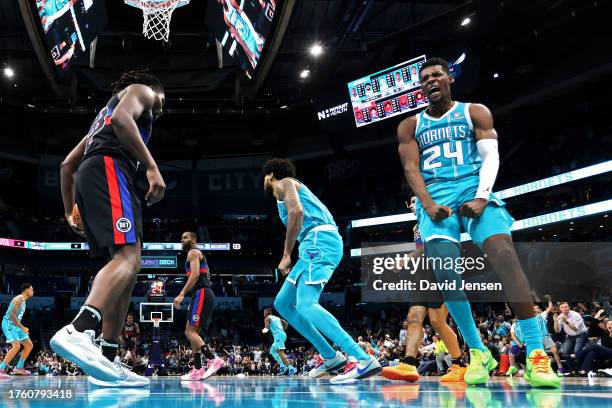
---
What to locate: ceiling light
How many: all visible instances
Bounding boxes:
[300,69,310,78]
[461,17,471,27]
[310,44,323,56]
[3,67,14,78]
[493,72,500,79]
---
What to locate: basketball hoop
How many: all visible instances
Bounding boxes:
[152,317,161,328]
[125,0,190,42]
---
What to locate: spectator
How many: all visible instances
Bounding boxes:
[554,302,589,356]
[567,320,612,376]
[399,321,408,348]
[434,337,452,374]
[494,316,512,337]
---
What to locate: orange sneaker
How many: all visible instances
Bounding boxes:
[381,363,420,382]
[440,364,466,382]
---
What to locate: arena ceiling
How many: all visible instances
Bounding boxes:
[0,0,609,159]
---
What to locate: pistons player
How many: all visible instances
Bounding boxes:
[51,70,165,387]
[382,197,466,383]
[121,313,140,367]
[174,231,224,381]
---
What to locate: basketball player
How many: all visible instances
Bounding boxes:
[174,231,224,381]
[382,197,466,383]
[263,158,381,384]
[217,0,264,68]
[121,313,141,367]
[397,57,559,387]
[0,284,35,378]
[50,70,166,387]
[38,0,78,32]
[263,307,296,375]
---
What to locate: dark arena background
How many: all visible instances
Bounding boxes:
[1,0,611,407]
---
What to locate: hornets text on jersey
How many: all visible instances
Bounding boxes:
[415,102,481,184]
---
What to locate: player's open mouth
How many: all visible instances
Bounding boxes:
[428,86,441,97]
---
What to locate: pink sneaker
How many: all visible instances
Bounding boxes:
[0,369,9,379]
[201,357,224,380]
[181,368,205,381]
[12,368,32,376]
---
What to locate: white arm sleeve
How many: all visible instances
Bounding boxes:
[475,139,499,200]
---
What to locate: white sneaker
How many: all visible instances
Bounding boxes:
[330,356,381,385]
[598,368,612,377]
[88,358,150,387]
[308,352,348,378]
[50,324,120,382]
[201,356,225,380]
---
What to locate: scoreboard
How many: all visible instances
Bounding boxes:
[347,55,428,127]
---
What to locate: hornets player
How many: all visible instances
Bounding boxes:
[397,57,559,387]
[263,158,381,384]
[0,284,35,377]
[263,308,296,376]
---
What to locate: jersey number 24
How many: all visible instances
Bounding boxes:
[422,141,464,170]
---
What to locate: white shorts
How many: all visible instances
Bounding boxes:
[543,336,556,351]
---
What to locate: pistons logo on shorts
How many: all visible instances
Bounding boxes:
[115,217,132,233]
[192,315,199,322]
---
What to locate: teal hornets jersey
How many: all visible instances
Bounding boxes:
[536,313,550,337]
[269,315,284,336]
[277,179,337,242]
[3,295,26,323]
[415,102,481,184]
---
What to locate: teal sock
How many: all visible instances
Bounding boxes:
[518,317,544,355]
[426,240,487,352]
[0,362,7,370]
[16,357,25,369]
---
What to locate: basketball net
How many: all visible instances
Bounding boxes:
[130,0,182,42]
[153,317,161,328]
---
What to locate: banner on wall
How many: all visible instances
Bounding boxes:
[0,295,54,310]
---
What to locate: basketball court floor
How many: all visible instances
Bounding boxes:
[1,376,610,407]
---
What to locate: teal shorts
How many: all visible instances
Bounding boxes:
[286,227,343,286]
[2,319,29,343]
[271,331,287,351]
[415,175,514,247]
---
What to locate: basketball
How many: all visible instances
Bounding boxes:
[71,204,83,231]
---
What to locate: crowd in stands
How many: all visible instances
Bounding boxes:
[1,299,610,378]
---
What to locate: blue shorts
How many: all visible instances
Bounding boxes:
[286,227,342,286]
[415,175,514,247]
[2,320,29,343]
[510,344,524,356]
[271,331,287,351]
